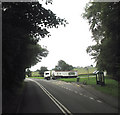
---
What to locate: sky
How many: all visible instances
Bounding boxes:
[30,0,96,71]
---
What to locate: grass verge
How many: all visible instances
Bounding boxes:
[58,76,118,97]
[28,76,44,79]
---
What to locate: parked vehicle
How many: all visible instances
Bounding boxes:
[44,70,78,80]
[44,71,51,80]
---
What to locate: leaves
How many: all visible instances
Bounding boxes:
[38,66,48,77]
[83,2,120,80]
[2,2,68,89]
[54,60,74,71]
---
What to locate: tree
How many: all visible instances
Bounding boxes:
[39,66,48,77]
[82,2,120,81]
[2,2,68,113]
[54,60,73,71]
[2,2,67,90]
[26,68,32,77]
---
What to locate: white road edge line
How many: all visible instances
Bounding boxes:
[28,78,72,115]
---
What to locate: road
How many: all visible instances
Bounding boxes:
[17,78,118,114]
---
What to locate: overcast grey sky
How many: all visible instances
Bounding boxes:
[30,0,96,71]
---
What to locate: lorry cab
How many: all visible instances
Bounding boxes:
[44,71,51,80]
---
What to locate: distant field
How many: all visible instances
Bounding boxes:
[73,67,97,75]
[31,71,40,77]
[29,71,43,79]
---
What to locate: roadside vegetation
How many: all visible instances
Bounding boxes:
[27,71,44,79]
[29,76,44,79]
[83,3,120,81]
[31,71,40,77]
[58,75,118,97]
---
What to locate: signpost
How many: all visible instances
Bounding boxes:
[85,67,89,80]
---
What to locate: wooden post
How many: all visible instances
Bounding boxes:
[96,74,98,84]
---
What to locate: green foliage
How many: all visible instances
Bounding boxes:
[29,77,44,79]
[82,3,120,81]
[2,2,67,90]
[38,66,48,77]
[31,71,40,77]
[54,60,74,71]
[26,69,32,77]
[2,2,68,112]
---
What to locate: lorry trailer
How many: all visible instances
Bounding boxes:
[44,70,78,80]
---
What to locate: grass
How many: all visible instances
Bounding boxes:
[31,71,40,77]
[95,77,118,97]
[73,67,97,74]
[58,75,96,82]
[30,71,44,79]
[58,78,76,82]
[29,76,44,79]
[58,75,118,97]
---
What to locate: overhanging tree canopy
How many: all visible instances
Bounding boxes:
[2,2,68,89]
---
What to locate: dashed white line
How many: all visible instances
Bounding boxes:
[83,95,87,97]
[89,97,94,100]
[74,91,78,94]
[40,80,103,105]
[79,93,83,96]
[97,100,102,103]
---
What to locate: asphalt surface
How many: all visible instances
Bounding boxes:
[17,78,118,114]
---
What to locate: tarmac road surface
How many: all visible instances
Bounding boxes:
[17,78,118,114]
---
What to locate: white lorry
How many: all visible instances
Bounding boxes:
[44,70,78,80]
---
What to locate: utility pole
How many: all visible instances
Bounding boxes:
[85,67,89,80]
